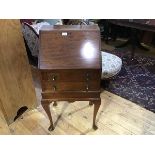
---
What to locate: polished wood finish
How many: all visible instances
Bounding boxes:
[39,25,101,70]
[41,92,100,100]
[39,25,101,130]
[92,99,101,130]
[41,101,54,131]
[41,70,100,82]
[0,20,37,124]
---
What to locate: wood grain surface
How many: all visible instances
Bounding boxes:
[2,90,155,135]
[0,19,37,124]
[39,25,101,70]
[39,25,101,130]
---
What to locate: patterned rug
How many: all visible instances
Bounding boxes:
[103,50,155,113]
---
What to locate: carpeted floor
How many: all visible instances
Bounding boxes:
[102,50,155,113]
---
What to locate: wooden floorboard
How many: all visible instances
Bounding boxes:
[3,90,155,135]
[0,110,11,134]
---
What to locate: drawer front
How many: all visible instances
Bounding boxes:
[41,81,100,92]
[41,70,100,82]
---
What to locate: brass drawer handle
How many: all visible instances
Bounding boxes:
[86,85,89,91]
[86,77,89,81]
[48,75,57,81]
[86,73,90,81]
[52,85,57,91]
[86,73,89,77]
[52,75,56,81]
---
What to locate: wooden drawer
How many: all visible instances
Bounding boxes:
[40,70,100,82]
[41,81,100,92]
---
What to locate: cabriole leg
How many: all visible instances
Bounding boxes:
[41,101,54,131]
[92,99,101,130]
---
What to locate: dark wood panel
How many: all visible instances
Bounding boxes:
[41,81,100,92]
[39,25,101,130]
[39,25,101,70]
[40,69,100,82]
[41,91,100,99]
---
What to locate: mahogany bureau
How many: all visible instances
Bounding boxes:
[39,25,101,131]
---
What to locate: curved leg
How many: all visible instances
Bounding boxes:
[53,101,57,106]
[41,101,54,131]
[89,101,93,106]
[92,100,101,130]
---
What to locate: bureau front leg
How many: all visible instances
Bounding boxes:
[41,100,54,131]
[53,101,57,106]
[92,99,101,130]
[89,101,93,106]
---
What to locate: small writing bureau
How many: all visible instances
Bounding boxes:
[39,25,101,131]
